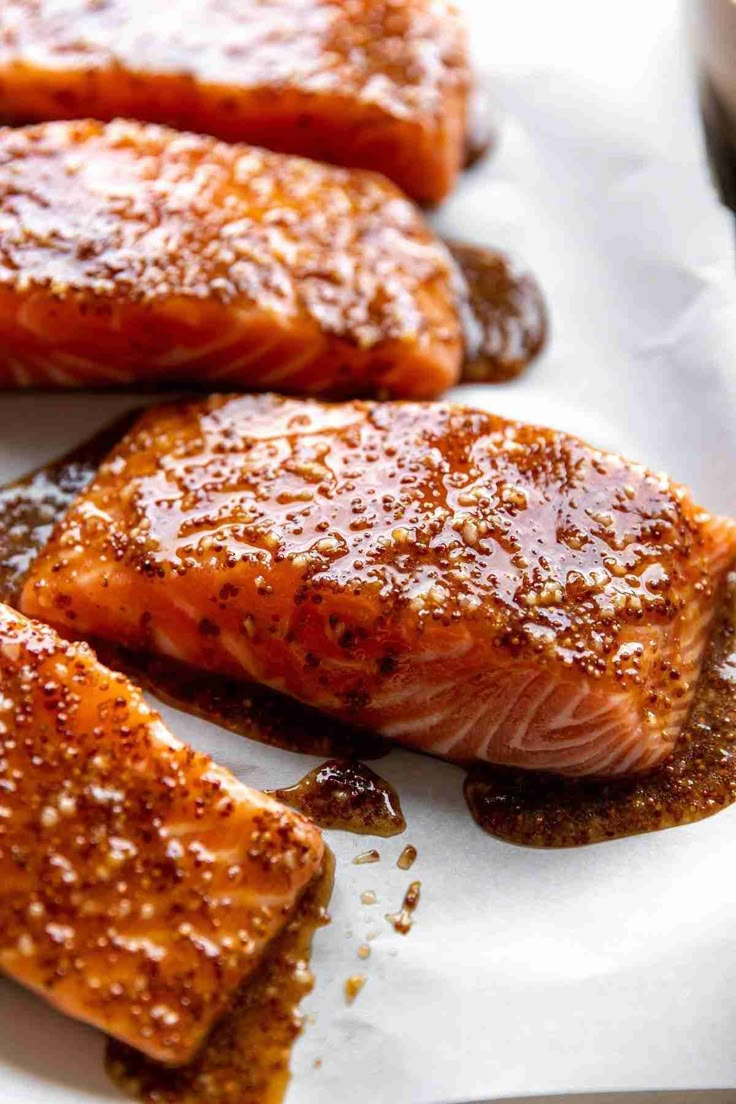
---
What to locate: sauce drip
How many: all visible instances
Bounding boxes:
[386,882,421,935]
[0,423,387,763]
[353,849,380,865]
[449,242,548,383]
[396,845,417,870]
[344,975,367,1005]
[107,850,334,1104]
[270,760,405,837]
[465,572,736,848]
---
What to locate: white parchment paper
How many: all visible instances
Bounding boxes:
[2,1,736,1101]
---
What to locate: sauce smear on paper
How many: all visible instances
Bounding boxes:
[270,760,405,837]
[107,851,334,1104]
[449,242,548,383]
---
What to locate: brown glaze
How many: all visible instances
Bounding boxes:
[0,0,471,204]
[22,394,736,778]
[108,850,334,1104]
[397,845,418,870]
[0,119,461,395]
[386,881,421,935]
[449,242,548,383]
[465,571,736,847]
[0,423,387,762]
[270,760,405,837]
[344,975,367,1005]
[0,603,324,1065]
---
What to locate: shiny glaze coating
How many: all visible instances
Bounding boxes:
[0,602,323,1063]
[0,0,471,203]
[21,394,736,776]
[0,119,461,393]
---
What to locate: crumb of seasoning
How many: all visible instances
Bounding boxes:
[357,944,371,960]
[386,881,421,934]
[396,844,417,870]
[313,1058,322,1069]
[360,890,377,905]
[353,849,380,865]
[345,975,367,1005]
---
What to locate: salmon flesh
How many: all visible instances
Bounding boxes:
[21,395,736,777]
[0,119,462,393]
[0,0,471,204]
[0,601,324,1063]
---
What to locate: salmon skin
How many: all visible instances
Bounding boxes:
[21,395,736,778]
[0,119,462,394]
[0,0,471,205]
[0,601,323,1064]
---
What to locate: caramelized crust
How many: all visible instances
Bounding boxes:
[0,0,471,203]
[0,119,461,393]
[21,395,736,776]
[0,602,323,1063]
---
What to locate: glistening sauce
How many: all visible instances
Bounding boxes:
[107,851,335,1104]
[269,760,405,837]
[0,423,387,763]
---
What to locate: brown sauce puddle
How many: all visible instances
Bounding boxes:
[269,760,406,837]
[449,241,548,384]
[107,849,335,1104]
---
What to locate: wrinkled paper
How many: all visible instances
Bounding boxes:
[2,1,736,1100]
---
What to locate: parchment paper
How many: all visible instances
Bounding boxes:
[2,1,736,1101]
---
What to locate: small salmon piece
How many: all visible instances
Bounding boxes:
[0,119,461,394]
[21,395,736,777]
[0,0,471,205]
[0,601,323,1064]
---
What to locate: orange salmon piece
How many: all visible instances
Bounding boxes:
[0,0,471,204]
[0,601,323,1063]
[21,394,736,777]
[0,119,461,393]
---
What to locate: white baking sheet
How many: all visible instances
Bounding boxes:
[2,0,736,1101]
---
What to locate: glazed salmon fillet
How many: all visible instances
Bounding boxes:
[0,0,471,204]
[21,395,736,777]
[0,601,323,1064]
[0,119,461,394]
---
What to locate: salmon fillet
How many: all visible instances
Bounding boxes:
[21,395,736,777]
[0,119,461,394]
[0,0,471,204]
[0,601,324,1064]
